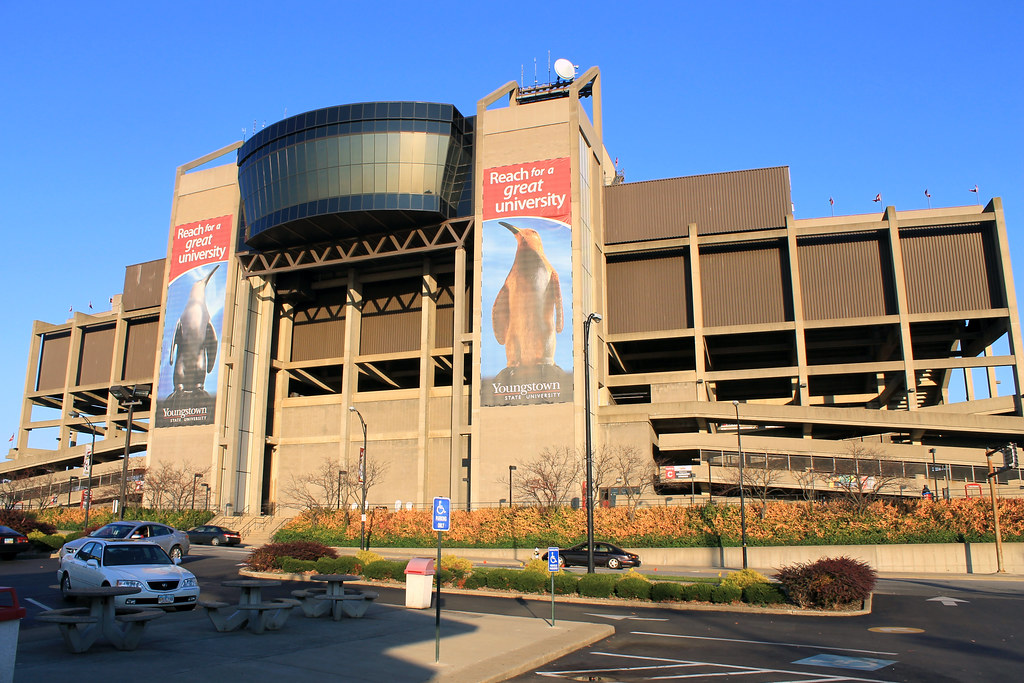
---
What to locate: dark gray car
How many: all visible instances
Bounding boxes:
[61,521,190,560]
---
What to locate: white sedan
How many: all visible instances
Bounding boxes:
[58,539,199,611]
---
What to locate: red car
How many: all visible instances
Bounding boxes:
[0,525,30,560]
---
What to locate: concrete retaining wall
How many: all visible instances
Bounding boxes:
[377,543,1024,574]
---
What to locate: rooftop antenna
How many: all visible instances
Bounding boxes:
[553,58,576,82]
[520,64,524,88]
[533,57,537,85]
[547,50,551,83]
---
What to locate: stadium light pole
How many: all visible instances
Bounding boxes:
[109,383,151,521]
[70,411,97,530]
[349,407,368,551]
[584,312,602,574]
[732,400,748,569]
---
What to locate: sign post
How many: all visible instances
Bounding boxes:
[431,497,451,662]
[547,546,559,626]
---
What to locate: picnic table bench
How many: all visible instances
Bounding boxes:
[37,586,164,653]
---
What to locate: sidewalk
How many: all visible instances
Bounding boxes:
[13,601,612,683]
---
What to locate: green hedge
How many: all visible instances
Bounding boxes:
[615,577,652,600]
[514,571,548,594]
[578,574,618,598]
[711,585,742,604]
[362,560,408,582]
[743,583,785,605]
[684,583,714,602]
[280,558,318,573]
[651,582,684,602]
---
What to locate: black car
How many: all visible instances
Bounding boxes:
[543,542,641,570]
[186,525,242,546]
[0,525,31,560]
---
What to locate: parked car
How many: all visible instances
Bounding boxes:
[186,525,242,546]
[57,539,199,610]
[0,525,30,560]
[543,542,641,570]
[61,521,190,560]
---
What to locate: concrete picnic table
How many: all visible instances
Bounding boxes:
[37,585,164,653]
[201,578,297,634]
[295,574,377,620]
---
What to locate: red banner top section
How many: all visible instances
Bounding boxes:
[168,215,233,282]
[483,158,570,222]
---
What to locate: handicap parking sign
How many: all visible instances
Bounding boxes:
[547,547,560,572]
[432,497,451,532]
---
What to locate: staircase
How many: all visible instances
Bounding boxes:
[207,513,294,547]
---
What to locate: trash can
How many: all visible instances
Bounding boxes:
[0,587,27,683]
[404,558,436,609]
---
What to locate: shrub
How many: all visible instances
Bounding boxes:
[334,555,362,574]
[616,577,652,600]
[356,549,385,565]
[650,582,684,602]
[463,569,490,590]
[775,556,877,609]
[315,556,354,574]
[280,558,317,573]
[683,583,714,602]
[743,583,786,606]
[28,532,66,551]
[549,573,579,595]
[711,585,742,603]
[63,531,85,543]
[578,573,617,598]
[440,554,473,573]
[721,568,769,590]
[0,510,56,535]
[485,569,517,590]
[362,560,408,582]
[245,541,336,571]
[514,571,547,594]
[522,558,550,573]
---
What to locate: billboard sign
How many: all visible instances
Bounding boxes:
[481,158,572,407]
[155,215,232,428]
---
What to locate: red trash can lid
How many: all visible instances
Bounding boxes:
[0,586,27,621]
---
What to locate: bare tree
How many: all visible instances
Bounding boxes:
[514,447,582,507]
[723,451,787,517]
[600,444,659,516]
[794,468,825,510]
[827,442,908,514]
[282,457,387,512]
[144,462,211,511]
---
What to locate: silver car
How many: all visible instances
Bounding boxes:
[61,521,190,560]
[58,539,199,610]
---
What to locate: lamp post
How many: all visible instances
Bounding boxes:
[192,473,203,510]
[349,407,368,551]
[732,400,748,569]
[508,465,516,507]
[337,469,348,510]
[583,312,602,574]
[68,476,79,506]
[109,383,151,520]
[930,447,939,500]
[200,483,210,511]
[70,411,97,530]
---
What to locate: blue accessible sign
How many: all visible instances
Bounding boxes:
[432,497,451,532]
[547,547,560,572]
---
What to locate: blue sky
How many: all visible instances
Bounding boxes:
[1,2,1021,452]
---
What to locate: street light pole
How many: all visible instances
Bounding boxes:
[584,312,602,574]
[68,476,79,506]
[201,483,210,511]
[70,411,97,530]
[349,407,368,551]
[109,384,151,521]
[930,447,939,500]
[733,400,748,569]
[192,473,202,510]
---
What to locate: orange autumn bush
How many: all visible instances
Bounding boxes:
[273,498,1024,548]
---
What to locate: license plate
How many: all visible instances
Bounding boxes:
[2,538,11,544]
[158,595,174,604]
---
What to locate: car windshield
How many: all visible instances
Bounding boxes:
[103,544,172,566]
[90,523,137,539]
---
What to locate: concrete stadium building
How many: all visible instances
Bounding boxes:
[4,65,1023,523]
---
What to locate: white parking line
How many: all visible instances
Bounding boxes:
[537,651,897,682]
[632,631,898,656]
[25,598,52,611]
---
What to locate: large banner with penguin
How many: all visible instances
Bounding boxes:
[481,157,573,406]
[155,215,231,428]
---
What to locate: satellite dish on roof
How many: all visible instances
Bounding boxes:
[553,58,576,81]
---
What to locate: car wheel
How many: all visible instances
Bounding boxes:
[211,537,221,546]
[607,557,621,570]
[60,573,74,602]
[169,545,183,560]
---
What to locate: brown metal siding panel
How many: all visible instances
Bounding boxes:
[701,243,789,327]
[37,332,70,392]
[77,326,115,386]
[605,167,791,244]
[291,319,346,361]
[123,260,166,311]
[606,254,690,334]
[798,233,893,320]
[360,279,422,355]
[123,318,159,381]
[901,224,1000,314]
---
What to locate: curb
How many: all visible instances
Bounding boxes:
[239,568,872,617]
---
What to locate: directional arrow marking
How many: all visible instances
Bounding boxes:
[928,596,968,606]
[584,613,668,621]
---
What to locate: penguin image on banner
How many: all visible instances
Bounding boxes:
[481,216,573,406]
